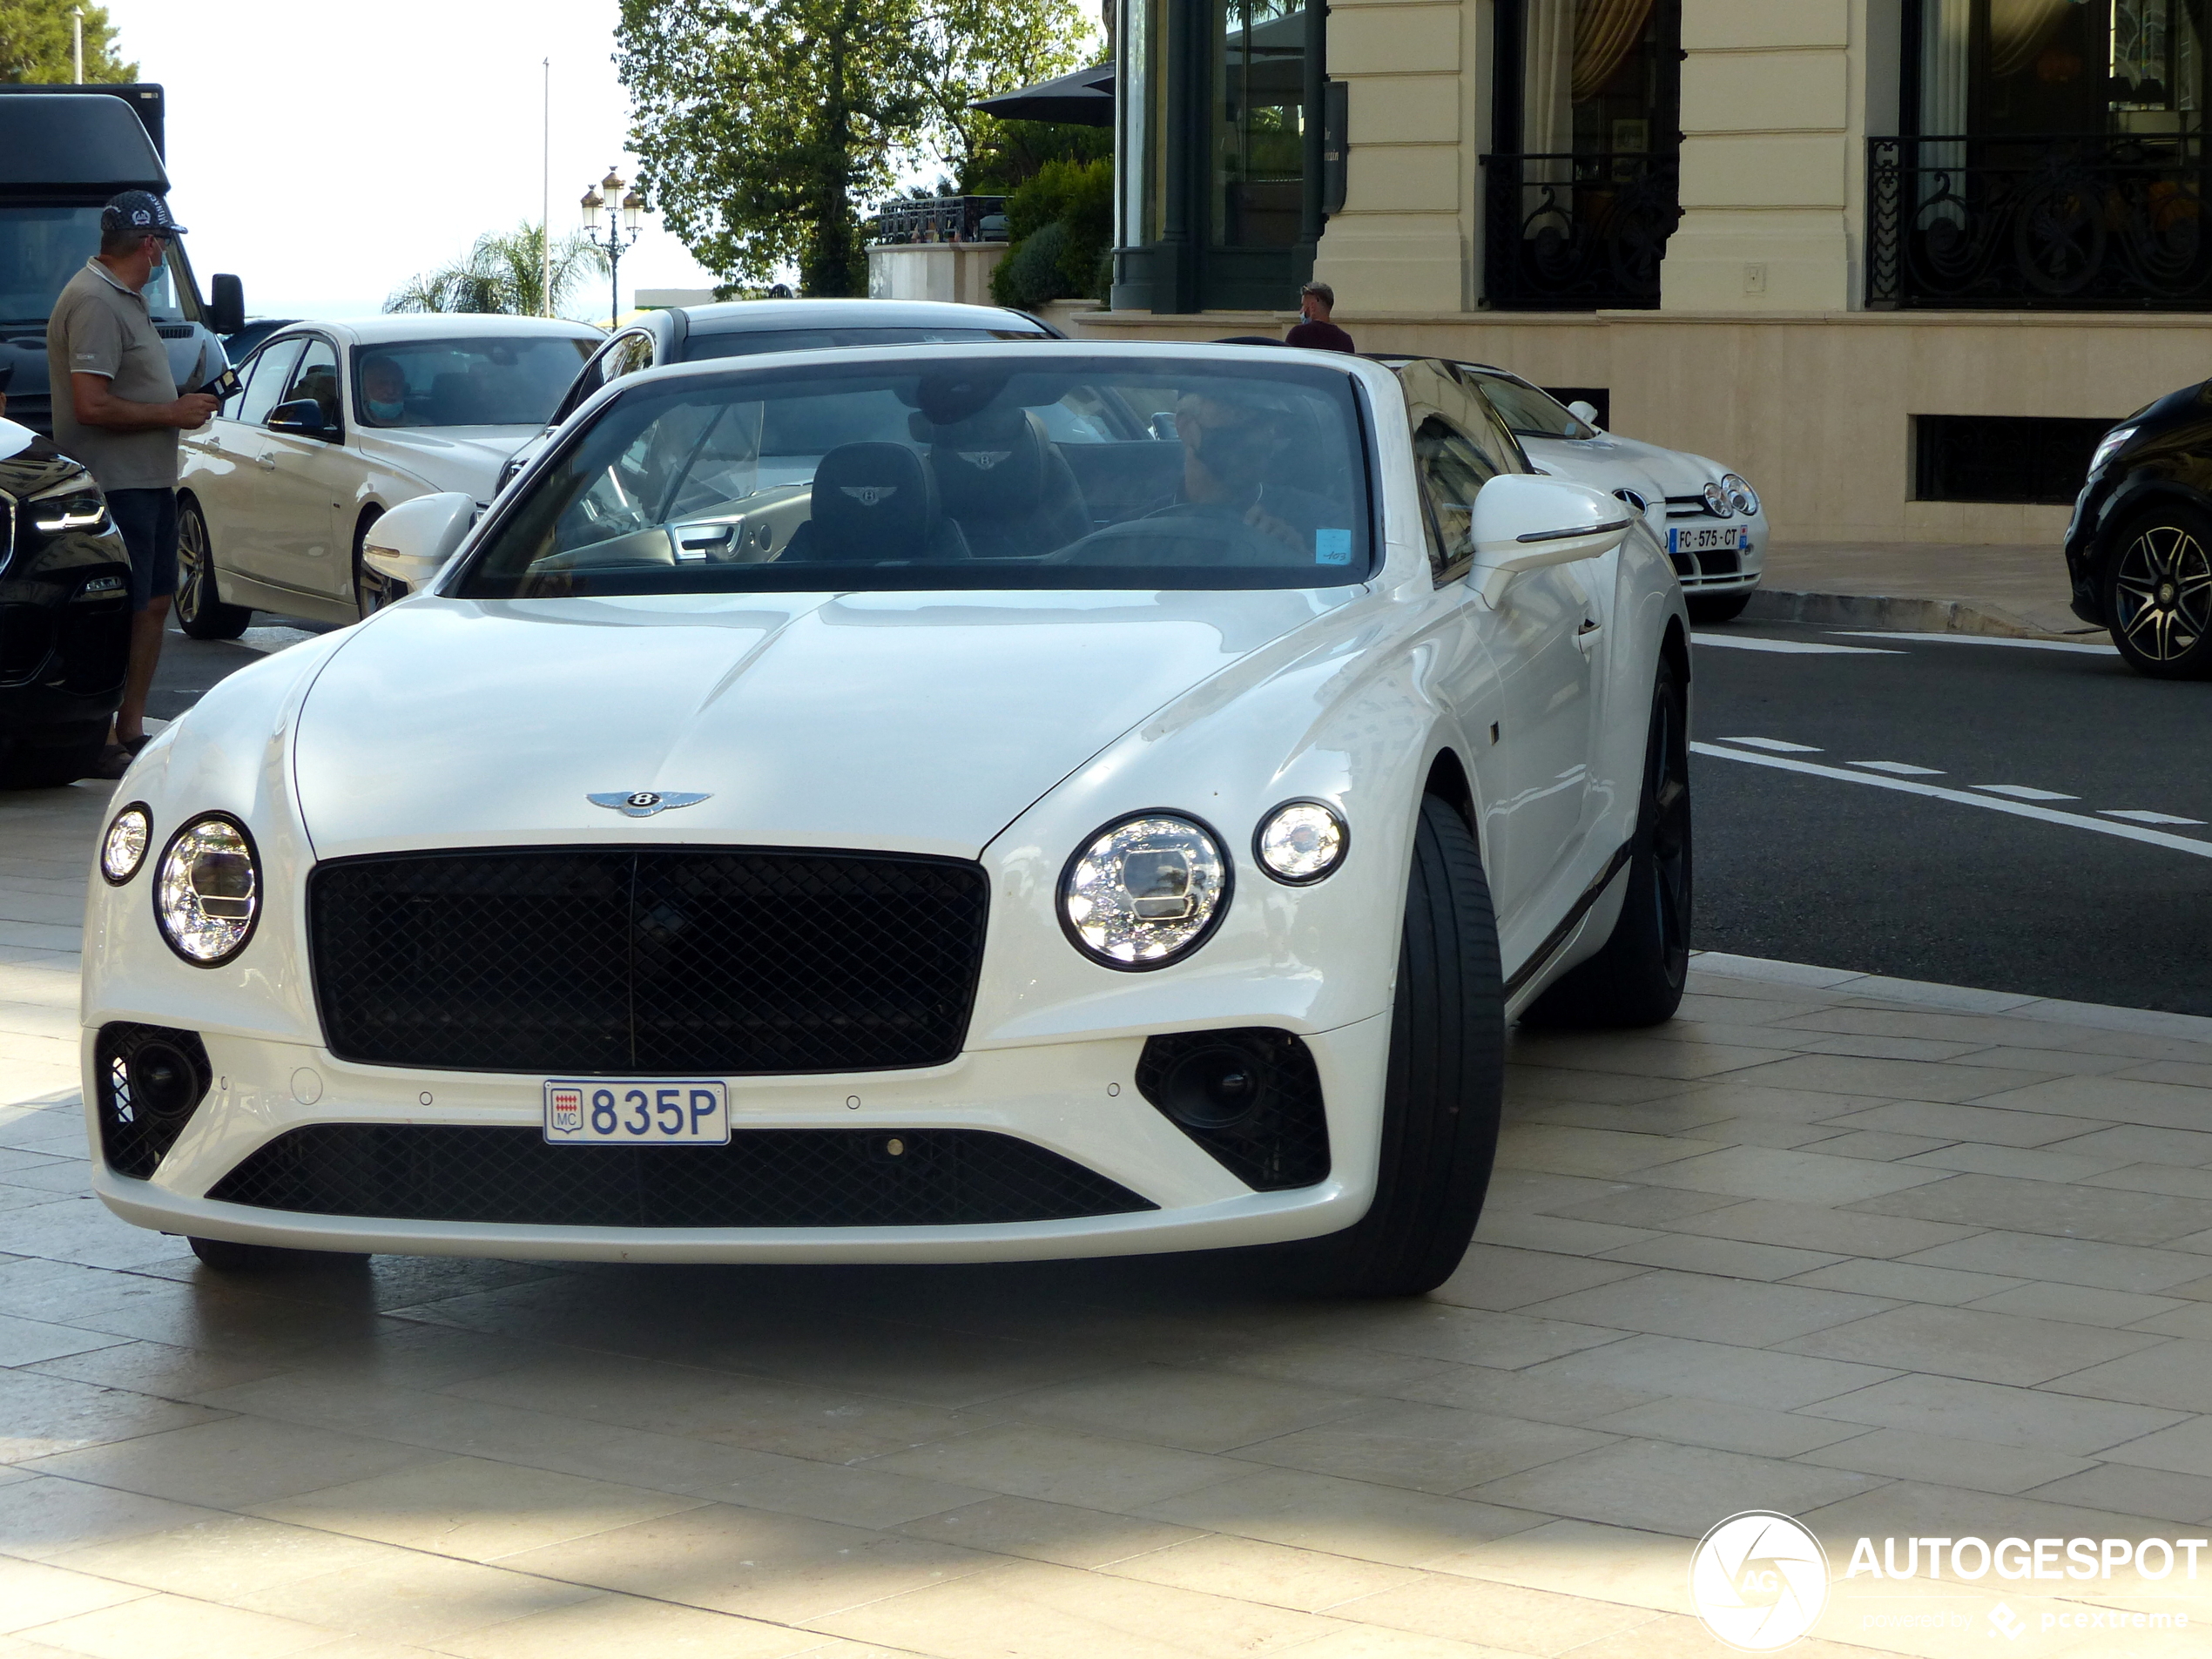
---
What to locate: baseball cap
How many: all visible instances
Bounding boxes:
[99,190,187,238]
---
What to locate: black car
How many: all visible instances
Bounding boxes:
[496,297,1060,492]
[0,420,132,786]
[2067,384,2212,678]
[221,317,301,367]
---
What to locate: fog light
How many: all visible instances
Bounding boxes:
[1154,1041,1265,1130]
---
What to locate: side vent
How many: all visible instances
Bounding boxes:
[95,1023,212,1178]
[1136,1028,1330,1191]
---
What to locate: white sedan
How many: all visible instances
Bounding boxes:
[1453,365,1769,624]
[173,315,601,634]
[83,343,1691,1298]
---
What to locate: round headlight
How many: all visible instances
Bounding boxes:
[1701,481,1735,519]
[155,815,260,967]
[100,803,152,886]
[1722,473,1760,517]
[1060,813,1230,969]
[1254,799,1347,885]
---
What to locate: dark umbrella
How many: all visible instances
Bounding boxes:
[973,63,1115,127]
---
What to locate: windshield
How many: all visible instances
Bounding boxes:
[685,325,1047,361]
[456,354,1374,597]
[0,206,187,325]
[353,336,596,428]
[1467,371,1594,440]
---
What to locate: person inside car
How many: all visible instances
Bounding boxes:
[1163,391,1339,561]
[361,355,410,424]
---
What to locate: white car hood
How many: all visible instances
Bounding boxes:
[1521,431,1724,500]
[354,425,542,500]
[293,588,1353,861]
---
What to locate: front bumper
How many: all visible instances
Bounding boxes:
[82,1015,1393,1263]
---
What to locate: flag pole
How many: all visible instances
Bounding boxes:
[541,57,552,317]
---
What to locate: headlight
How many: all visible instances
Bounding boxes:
[1254,799,1348,885]
[155,815,260,966]
[1060,813,1231,969]
[100,803,152,886]
[1722,473,1760,517]
[30,486,108,535]
[2090,425,2139,475]
[1701,481,1735,519]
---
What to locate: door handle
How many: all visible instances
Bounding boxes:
[1576,617,1602,653]
[255,452,277,471]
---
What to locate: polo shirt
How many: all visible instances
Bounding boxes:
[1285,319,1356,354]
[46,258,180,491]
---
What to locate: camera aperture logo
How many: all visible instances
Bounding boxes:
[1691,1511,1831,1651]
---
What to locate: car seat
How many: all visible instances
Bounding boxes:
[779,442,968,563]
[924,409,1089,559]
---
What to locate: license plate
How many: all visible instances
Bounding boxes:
[1669,525,1749,556]
[543,1080,730,1145]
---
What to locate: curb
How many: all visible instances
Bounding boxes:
[1691,949,2212,1043]
[1741,586,2093,641]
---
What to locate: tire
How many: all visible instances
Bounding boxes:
[1523,655,1693,1028]
[2102,505,2212,678]
[1685,590,1752,624]
[352,508,405,618]
[0,721,109,789]
[175,498,253,640]
[1276,794,1505,1298]
[188,1235,367,1271]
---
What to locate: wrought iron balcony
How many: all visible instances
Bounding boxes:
[1479,152,1681,311]
[868,195,1010,246]
[1868,134,2212,310]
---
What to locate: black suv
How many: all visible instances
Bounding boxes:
[2067,384,2212,678]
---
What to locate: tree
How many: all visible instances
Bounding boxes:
[914,0,1095,192]
[618,0,931,297]
[384,223,607,318]
[0,0,136,82]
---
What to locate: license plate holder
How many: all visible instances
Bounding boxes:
[543,1080,731,1145]
[1669,524,1750,556]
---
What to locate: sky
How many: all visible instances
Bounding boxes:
[102,0,722,324]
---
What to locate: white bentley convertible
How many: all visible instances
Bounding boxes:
[83,343,1691,1298]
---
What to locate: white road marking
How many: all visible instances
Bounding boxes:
[1694,741,2212,858]
[1693,633,1902,655]
[1974,784,2080,801]
[1830,631,2119,656]
[1852,760,1944,776]
[1721,737,1824,752]
[2104,809,2209,826]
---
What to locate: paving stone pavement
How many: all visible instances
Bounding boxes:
[5,780,2212,1656]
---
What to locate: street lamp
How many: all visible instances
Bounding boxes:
[580,166,641,330]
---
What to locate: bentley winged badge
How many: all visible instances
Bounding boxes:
[587,791,711,819]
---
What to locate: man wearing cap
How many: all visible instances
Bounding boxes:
[45,191,219,778]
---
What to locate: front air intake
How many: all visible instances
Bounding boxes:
[1136,1028,1330,1190]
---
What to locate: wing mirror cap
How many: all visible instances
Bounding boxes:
[1567,400,1602,431]
[207,273,246,338]
[266,399,334,437]
[1470,474,1635,606]
[361,491,476,590]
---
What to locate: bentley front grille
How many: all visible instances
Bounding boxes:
[308,846,990,1074]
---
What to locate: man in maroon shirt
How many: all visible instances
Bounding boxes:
[1285,282,1355,353]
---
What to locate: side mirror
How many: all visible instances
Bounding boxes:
[207,274,245,338]
[266,399,331,436]
[1566,400,1602,431]
[1469,474,1634,606]
[361,491,475,591]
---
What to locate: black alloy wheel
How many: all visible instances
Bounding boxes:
[1522,655,1693,1028]
[2105,508,2212,678]
[352,509,405,618]
[1268,794,1505,1298]
[174,498,253,640]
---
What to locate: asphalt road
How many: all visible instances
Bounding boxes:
[147,611,2212,1015]
[1689,623,2212,1015]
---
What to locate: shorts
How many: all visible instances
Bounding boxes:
[105,488,179,613]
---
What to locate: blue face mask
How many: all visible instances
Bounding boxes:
[368,397,405,421]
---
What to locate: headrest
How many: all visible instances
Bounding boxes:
[808,442,936,559]
[927,409,1046,521]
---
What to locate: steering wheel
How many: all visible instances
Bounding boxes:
[1048,504,1294,568]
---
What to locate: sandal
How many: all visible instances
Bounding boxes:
[118,732,154,756]
[93,745,136,780]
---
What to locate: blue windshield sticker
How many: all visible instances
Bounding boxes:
[1315,528,1352,566]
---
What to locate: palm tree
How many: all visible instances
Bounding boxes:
[383,223,608,317]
